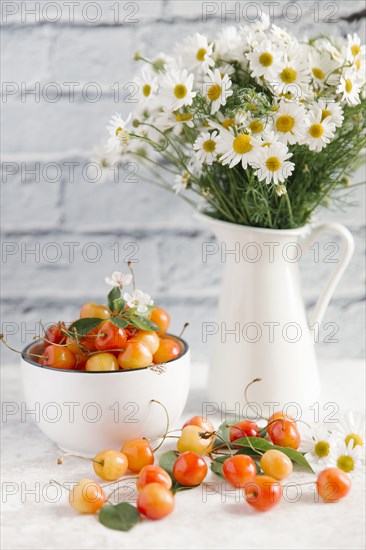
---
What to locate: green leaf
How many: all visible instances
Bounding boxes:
[212,421,231,450]
[68,318,103,338]
[159,451,178,478]
[99,503,140,532]
[126,316,161,332]
[108,287,121,310]
[110,315,129,329]
[232,437,314,472]
[113,297,126,313]
[211,459,224,478]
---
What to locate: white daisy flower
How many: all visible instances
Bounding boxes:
[154,110,194,135]
[300,107,335,152]
[272,101,308,145]
[301,424,335,472]
[329,440,364,475]
[135,70,158,107]
[216,129,261,169]
[246,40,284,81]
[353,54,366,86]
[173,170,190,194]
[159,69,196,111]
[346,33,365,61]
[245,117,269,137]
[271,24,296,47]
[123,289,153,314]
[334,411,365,450]
[260,130,281,147]
[202,69,233,114]
[216,62,236,78]
[253,141,295,185]
[193,130,221,165]
[308,48,338,86]
[179,33,215,74]
[105,271,133,288]
[317,39,344,64]
[316,99,344,128]
[106,113,132,152]
[272,54,311,98]
[214,26,246,63]
[337,69,361,105]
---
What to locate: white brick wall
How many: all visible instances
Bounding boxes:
[1,0,365,363]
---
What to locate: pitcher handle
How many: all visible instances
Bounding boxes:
[302,222,355,327]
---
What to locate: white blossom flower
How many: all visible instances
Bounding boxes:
[105,271,133,288]
[123,289,153,314]
[214,26,246,63]
[193,130,221,165]
[253,141,295,185]
[155,110,194,135]
[246,40,284,81]
[202,69,233,114]
[216,129,261,169]
[272,101,308,145]
[300,107,335,152]
[106,113,132,152]
[329,440,364,475]
[337,69,361,105]
[271,24,296,48]
[245,117,268,137]
[158,69,196,111]
[316,99,344,128]
[173,170,190,194]
[334,411,365,450]
[272,53,311,98]
[301,424,336,472]
[308,48,338,86]
[179,32,215,74]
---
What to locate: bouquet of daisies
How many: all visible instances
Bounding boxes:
[100,16,366,229]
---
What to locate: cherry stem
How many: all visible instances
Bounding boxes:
[213,433,233,457]
[151,399,170,452]
[128,261,136,291]
[102,476,138,488]
[57,453,103,466]
[49,479,71,493]
[0,335,47,359]
[179,322,189,338]
[244,378,267,421]
[242,434,264,456]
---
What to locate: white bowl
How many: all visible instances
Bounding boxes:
[21,336,190,455]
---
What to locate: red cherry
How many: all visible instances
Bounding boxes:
[153,337,181,364]
[266,412,295,438]
[244,475,282,511]
[229,420,260,446]
[137,483,174,520]
[137,465,172,491]
[149,307,170,336]
[222,455,257,488]
[172,451,208,487]
[95,321,127,352]
[39,345,76,370]
[316,468,351,502]
[45,323,66,344]
[269,420,301,450]
[183,415,215,433]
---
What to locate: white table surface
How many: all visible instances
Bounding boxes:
[1,360,365,550]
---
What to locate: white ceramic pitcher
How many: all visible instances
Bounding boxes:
[198,214,354,417]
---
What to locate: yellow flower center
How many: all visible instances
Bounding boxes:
[355,58,361,70]
[314,440,330,458]
[276,114,295,133]
[345,433,364,448]
[309,123,324,138]
[115,126,123,136]
[345,79,353,93]
[142,84,151,97]
[221,118,235,129]
[337,455,355,473]
[232,134,253,155]
[207,84,222,101]
[175,113,193,123]
[321,109,332,121]
[174,84,187,99]
[259,52,273,67]
[196,48,207,61]
[312,67,325,80]
[351,44,360,57]
[280,67,297,83]
[262,142,271,147]
[248,119,264,134]
[203,139,216,153]
[266,156,281,172]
